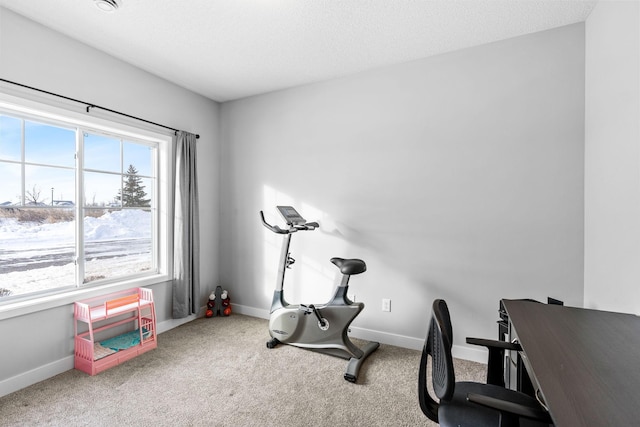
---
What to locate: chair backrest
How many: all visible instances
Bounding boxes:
[418,299,457,422]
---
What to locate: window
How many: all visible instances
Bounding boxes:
[0,100,170,301]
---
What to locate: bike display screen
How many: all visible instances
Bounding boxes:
[277,206,306,225]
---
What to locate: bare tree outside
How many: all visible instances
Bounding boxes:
[25,184,44,205]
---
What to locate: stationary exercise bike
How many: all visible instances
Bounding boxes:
[260,206,380,383]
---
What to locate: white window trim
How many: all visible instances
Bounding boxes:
[0,91,174,320]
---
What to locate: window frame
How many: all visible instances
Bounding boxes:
[0,92,173,320]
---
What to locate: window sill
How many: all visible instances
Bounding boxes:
[0,274,171,321]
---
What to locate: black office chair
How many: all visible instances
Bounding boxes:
[418,299,553,427]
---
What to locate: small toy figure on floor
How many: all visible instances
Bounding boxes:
[206,285,231,317]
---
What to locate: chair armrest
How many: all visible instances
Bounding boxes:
[466,337,522,352]
[466,393,552,423]
[466,337,522,387]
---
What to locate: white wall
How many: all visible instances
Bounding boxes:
[220,24,585,358]
[584,1,640,313]
[0,8,220,395]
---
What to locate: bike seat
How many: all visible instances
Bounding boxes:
[330,257,367,276]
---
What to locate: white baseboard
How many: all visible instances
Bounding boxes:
[349,325,424,350]
[156,313,198,334]
[452,344,489,364]
[0,314,198,398]
[0,356,74,398]
[230,303,488,364]
[231,303,270,319]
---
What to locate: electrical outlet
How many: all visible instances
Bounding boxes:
[382,298,391,312]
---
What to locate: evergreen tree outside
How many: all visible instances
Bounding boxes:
[115,164,151,207]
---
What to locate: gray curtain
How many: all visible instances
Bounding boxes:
[172,131,200,318]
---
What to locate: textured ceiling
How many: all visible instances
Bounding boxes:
[0,0,597,102]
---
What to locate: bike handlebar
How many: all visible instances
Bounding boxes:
[260,211,318,234]
[260,211,288,234]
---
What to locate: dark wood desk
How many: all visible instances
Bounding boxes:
[502,299,640,427]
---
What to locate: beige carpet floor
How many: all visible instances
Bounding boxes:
[0,314,486,426]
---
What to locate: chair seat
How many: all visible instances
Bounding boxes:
[439,382,552,427]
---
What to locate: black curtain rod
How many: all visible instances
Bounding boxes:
[0,78,200,139]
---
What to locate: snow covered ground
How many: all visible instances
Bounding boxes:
[0,210,152,297]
